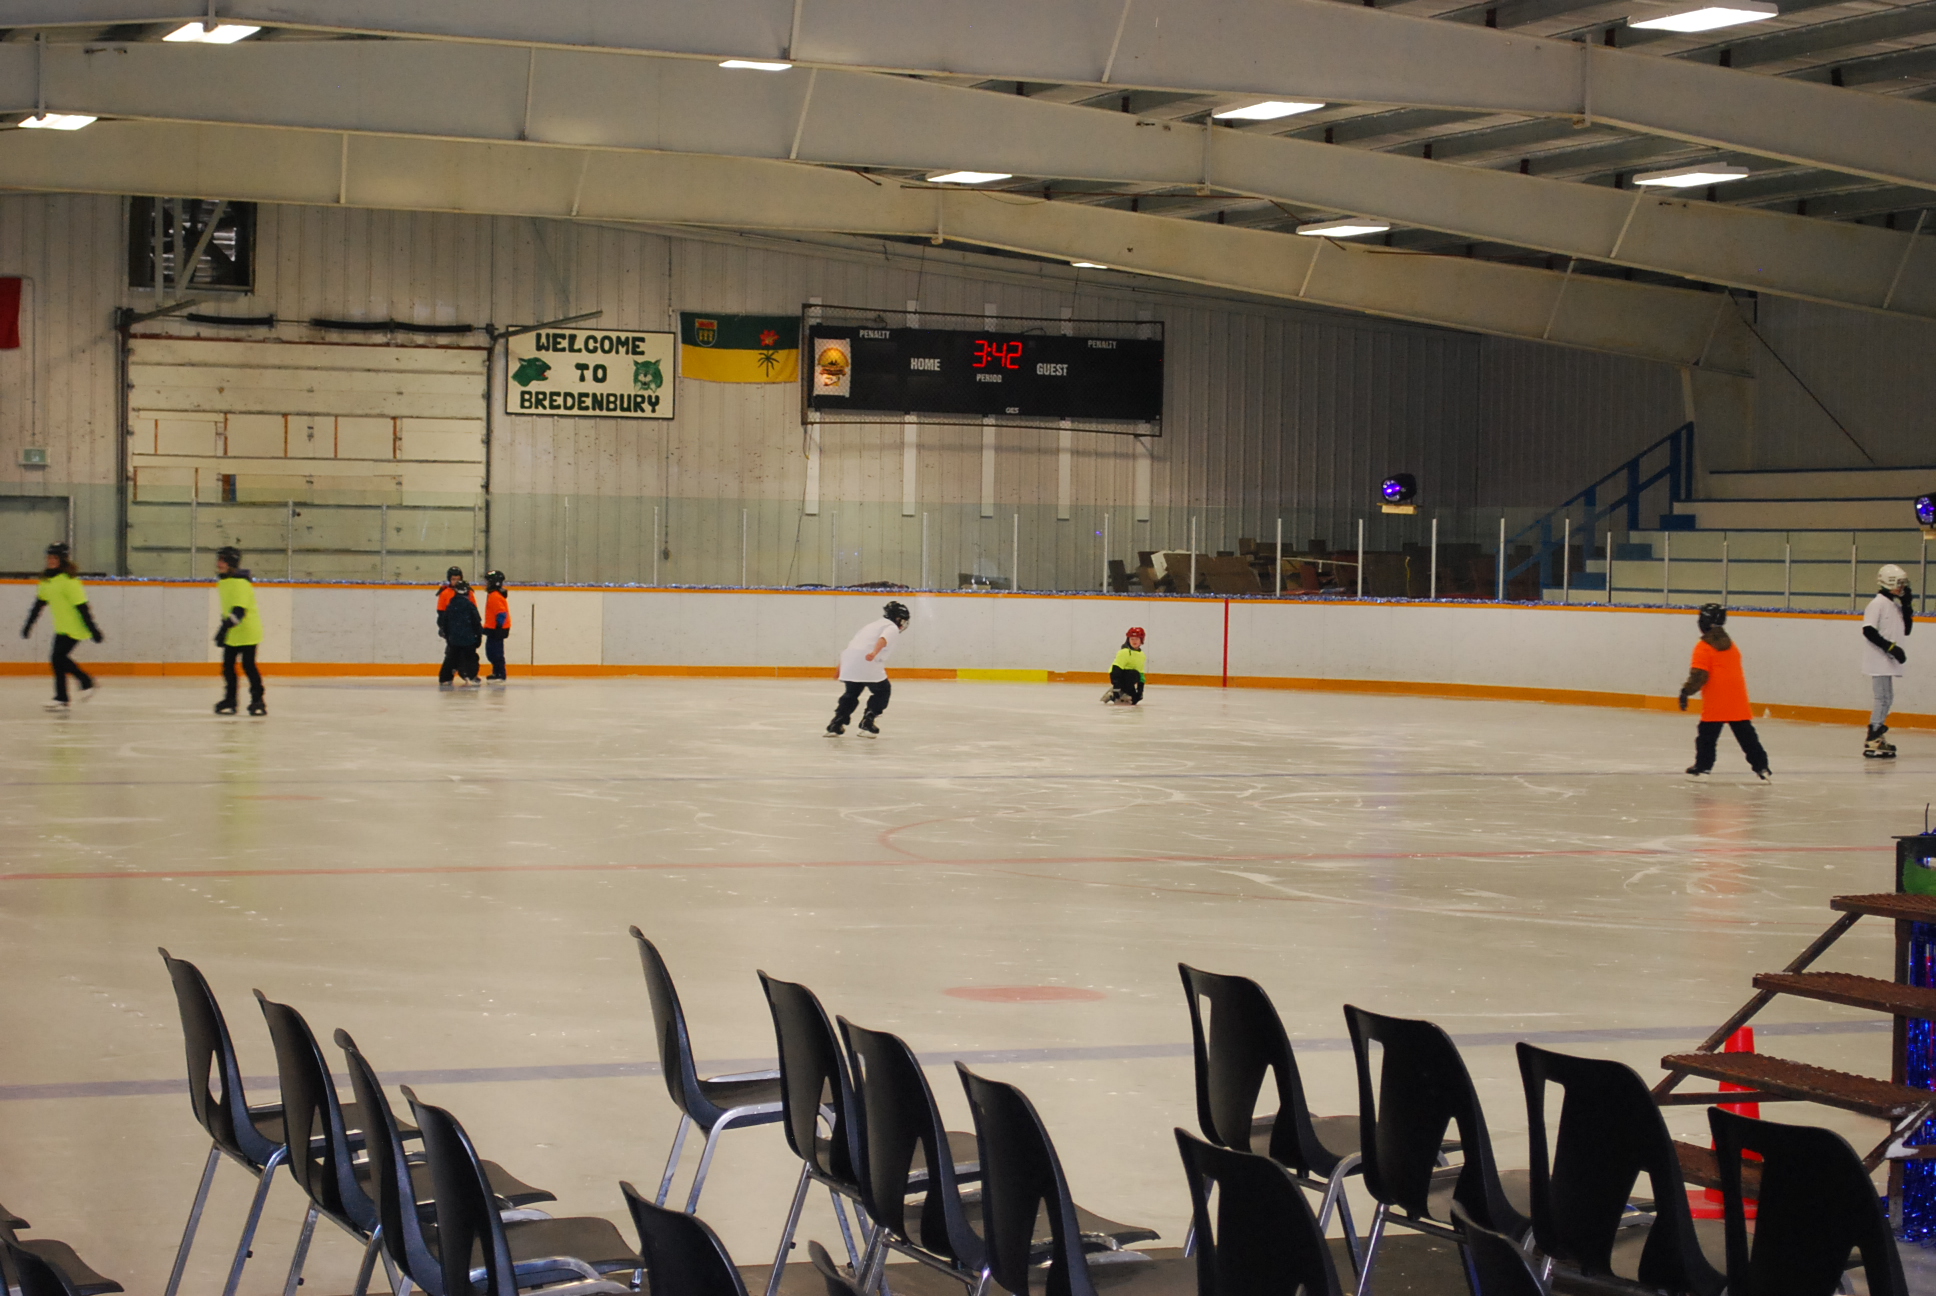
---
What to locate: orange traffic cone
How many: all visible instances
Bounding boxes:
[1690,1026,1759,1220]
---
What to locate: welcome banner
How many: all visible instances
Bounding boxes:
[679,313,800,383]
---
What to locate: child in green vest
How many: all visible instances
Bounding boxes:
[214,546,266,716]
[1102,626,1147,705]
[20,542,103,711]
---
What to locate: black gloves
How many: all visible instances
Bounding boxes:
[1892,643,1907,664]
[215,625,229,647]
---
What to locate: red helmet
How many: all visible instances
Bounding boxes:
[1126,626,1145,639]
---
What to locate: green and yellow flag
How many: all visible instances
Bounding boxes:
[679,313,800,383]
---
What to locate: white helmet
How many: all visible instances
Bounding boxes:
[1879,564,1910,591]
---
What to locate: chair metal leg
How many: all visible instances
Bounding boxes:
[282,1205,319,1296]
[969,1269,992,1296]
[764,1163,813,1296]
[655,1115,693,1207]
[220,1145,287,1296]
[165,1145,222,1296]
[1354,1203,1390,1296]
[1316,1156,1363,1277]
[683,1127,723,1214]
[351,1229,384,1296]
[828,1187,862,1272]
[1334,1186,1362,1277]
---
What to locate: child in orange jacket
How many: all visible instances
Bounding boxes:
[483,570,512,683]
[1677,603,1771,781]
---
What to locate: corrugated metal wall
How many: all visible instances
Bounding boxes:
[3,191,1749,587]
[1746,296,1936,471]
[1475,336,1687,507]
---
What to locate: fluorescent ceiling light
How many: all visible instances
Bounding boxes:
[1295,218,1390,238]
[1070,261,1108,269]
[18,113,97,131]
[926,171,1013,184]
[1632,164,1750,187]
[163,21,261,42]
[1212,100,1325,122]
[1629,2,1775,30]
[718,59,793,71]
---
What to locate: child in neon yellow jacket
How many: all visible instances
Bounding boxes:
[1102,627,1147,705]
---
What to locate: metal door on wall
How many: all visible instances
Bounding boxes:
[0,496,70,576]
[124,335,488,580]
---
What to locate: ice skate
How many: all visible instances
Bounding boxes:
[825,721,845,737]
[214,699,237,715]
[43,699,68,712]
[1753,767,1773,782]
[858,714,881,737]
[247,699,267,717]
[1865,725,1897,759]
[77,683,99,703]
[1100,687,1119,703]
[1685,765,1710,779]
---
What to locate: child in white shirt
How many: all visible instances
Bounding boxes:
[1862,564,1914,758]
[827,601,910,737]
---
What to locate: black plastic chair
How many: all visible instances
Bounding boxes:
[631,929,784,1213]
[619,1180,750,1296]
[758,973,875,1296]
[1344,1005,1529,1296]
[1,1230,112,1296]
[158,948,292,1296]
[405,1088,641,1296]
[1709,1109,1907,1296]
[1175,1129,1344,1296]
[841,1018,1150,1290]
[1517,1044,1720,1296]
[1179,964,1363,1260]
[0,1212,121,1296]
[1452,1203,1549,1296]
[259,993,555,1296]
[957,1064,1177,1296]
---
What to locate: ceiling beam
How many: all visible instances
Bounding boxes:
[0,118,1747,371]
[2,0,1935,191]
[7,41,1932,319]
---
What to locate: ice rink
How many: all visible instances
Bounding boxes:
[0,675,1924,1293]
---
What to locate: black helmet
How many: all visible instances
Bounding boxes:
[883,600,911,628]
[447,566,464,580]
[1698,603,1727,633]
[45,542,69,560]
[216,545,242,568]
[485,569,506,590]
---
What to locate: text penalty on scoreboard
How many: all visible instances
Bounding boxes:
[505,327,675,420]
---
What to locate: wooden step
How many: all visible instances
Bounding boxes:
[1754,971,1936,1017]
[1831,893,1936,923]
[1673,1141,1762,1198]
[1658,1051,1935,1119]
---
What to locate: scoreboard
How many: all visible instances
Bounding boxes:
[805,325,1163,424]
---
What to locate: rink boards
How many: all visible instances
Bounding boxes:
[0,581,1925,728]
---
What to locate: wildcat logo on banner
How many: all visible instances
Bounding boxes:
[679,313,800,383]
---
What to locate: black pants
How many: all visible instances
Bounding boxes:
[222,644,263,706]
[440,643,480,683]
[484,629,508,680]
[832,679,891,727]
[1110,666,1145,704]
[1694,719,1769,772]
[51,634,93,703]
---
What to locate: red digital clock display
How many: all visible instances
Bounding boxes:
[971,339,1025,370]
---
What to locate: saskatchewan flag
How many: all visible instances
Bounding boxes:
[679,313,800,383]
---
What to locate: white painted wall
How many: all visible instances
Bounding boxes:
[3,581,1923,720]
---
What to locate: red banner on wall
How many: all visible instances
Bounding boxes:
[0,277,20,350]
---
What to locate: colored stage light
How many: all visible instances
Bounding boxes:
[1381,474,1418,504]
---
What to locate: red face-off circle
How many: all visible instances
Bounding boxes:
[943,986,1106,1002]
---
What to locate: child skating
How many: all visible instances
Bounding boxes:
[20,542,103,711]
[1861,564,1913,758]
[1677,603,1772,781]
[827,601,910,737]
[483,570,512,683]
[213,546,266,716]
[1101,626,1147,705]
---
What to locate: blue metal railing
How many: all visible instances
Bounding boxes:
[1503,422,1695,592]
